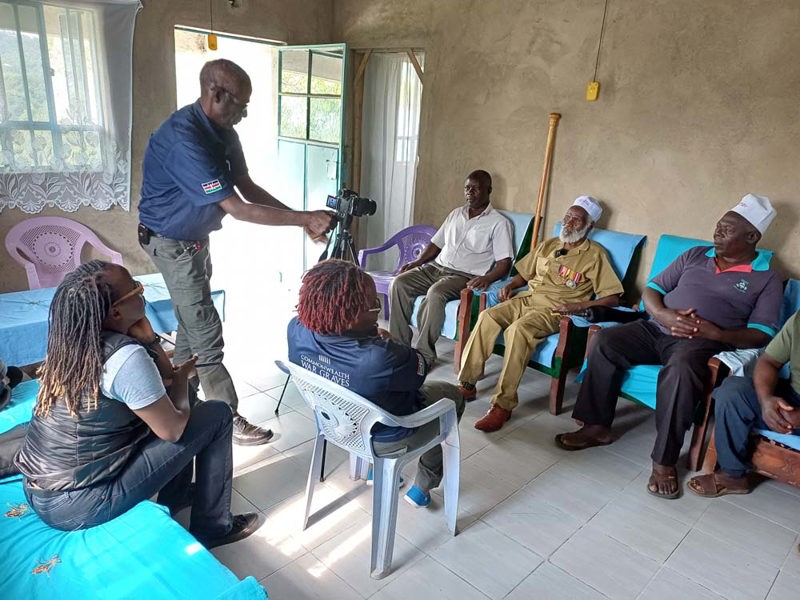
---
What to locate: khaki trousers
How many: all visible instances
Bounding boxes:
[458,296,560,410]
[388,263,471,363]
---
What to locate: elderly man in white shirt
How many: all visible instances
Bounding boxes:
[388,170,514,368]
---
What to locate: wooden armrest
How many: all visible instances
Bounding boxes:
[454,287,476,373]
[553,316,574,359]
[706,356,730,383]
[583,325,602,362]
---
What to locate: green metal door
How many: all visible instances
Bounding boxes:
[277,44,347,269]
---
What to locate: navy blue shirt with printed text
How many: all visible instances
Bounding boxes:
[139,101,248,240]
[287,317,428,422]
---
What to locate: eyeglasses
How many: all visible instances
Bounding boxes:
[367,298,382,313]
[113,281,144,306]
[216,86,248,115]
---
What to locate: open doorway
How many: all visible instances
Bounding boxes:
[172,28,303,371]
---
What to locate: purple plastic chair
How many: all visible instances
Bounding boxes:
[358,224,437,318]
[5,216,123,289]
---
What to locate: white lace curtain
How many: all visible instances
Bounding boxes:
[0,0,140,214]
[360,53,423,270]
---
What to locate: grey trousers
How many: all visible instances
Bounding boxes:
[141,235,239,411]
[388,263,471,363]
[372,381,465,491]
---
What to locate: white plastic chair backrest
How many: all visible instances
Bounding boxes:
[283,361,404,460]
[5,216,124,289]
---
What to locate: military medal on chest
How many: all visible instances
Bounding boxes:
[558,264,583,289]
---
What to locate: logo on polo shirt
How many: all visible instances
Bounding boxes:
[202,179,223,194]
[735,279,750,293]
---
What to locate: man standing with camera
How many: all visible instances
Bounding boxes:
[138,59,334,446]
[388,170,514,368]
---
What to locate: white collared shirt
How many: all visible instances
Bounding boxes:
[432,204,514,275]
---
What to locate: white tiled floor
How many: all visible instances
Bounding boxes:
[208,306,800,599]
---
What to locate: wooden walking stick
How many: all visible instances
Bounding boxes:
[531,112,561,245]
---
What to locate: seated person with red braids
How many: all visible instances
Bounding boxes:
[288,259,465,508]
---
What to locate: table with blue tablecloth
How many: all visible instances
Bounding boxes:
[0,273,225,366]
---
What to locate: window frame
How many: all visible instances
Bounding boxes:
[0,0,106,173]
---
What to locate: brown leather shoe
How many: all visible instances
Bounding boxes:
[474,405,512,432]
[233,414,274,446]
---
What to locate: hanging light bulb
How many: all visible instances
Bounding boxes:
[207,0,217,51]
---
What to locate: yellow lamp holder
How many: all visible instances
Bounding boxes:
[207,33,218,51]
[587,0,609,102]
[586,81,600,101]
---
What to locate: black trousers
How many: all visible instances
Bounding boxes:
[573,320,730,466]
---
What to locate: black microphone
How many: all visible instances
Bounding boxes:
[554,248,568,258]
[564,306,647,323]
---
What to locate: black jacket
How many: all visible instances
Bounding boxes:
[15,331,152,491]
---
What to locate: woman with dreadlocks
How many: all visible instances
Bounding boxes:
[15,261,262,548]
[288,259,465,508]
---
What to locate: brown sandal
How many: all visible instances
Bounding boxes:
[554,432,612,451]
[647,466,680,499]
[687,472,750,498]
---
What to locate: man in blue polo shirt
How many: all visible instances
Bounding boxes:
[556,194,782,499]
[139,59,335,445]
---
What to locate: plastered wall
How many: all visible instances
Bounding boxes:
[0,0,333,292]
[335,0,800,294]
[3,0,799,293]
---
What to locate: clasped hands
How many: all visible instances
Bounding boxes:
[761,395,800,434]
[658,307,721,340]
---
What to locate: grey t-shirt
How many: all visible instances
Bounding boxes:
[647,246,782,337]
[100,344,165,410]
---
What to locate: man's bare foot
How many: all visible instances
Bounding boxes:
[648,461,679,499]
[554,425,613,451]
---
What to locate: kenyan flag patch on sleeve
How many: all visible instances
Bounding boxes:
[202,179,223,194]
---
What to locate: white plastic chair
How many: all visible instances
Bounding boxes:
[279,360,460,579]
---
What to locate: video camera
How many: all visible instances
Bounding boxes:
[326,188,377,219]
[320,189,377,263]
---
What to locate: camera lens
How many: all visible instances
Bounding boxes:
[360,198,377,216]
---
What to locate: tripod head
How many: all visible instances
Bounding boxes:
[320,214,358,263]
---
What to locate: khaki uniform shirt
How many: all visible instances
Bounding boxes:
[514,237,624,310]
[764,311,800,395]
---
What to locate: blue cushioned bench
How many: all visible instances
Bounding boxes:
[0,381,266,599]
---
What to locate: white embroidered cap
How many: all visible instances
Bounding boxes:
[571,196,602,223]
[730,193,776,235]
